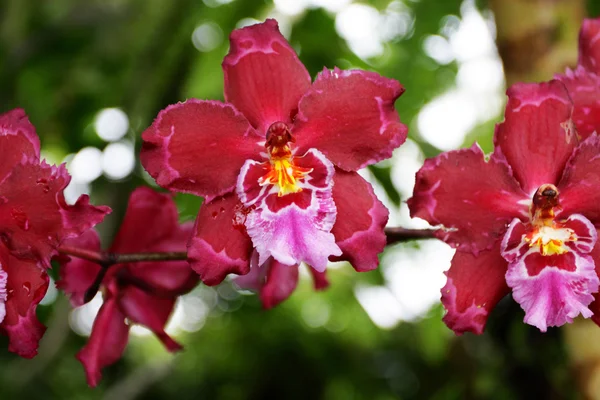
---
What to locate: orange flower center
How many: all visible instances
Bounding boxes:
[526,184,574,256]
[259,122,313,197]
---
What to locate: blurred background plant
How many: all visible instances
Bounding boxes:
[0,0,598,398]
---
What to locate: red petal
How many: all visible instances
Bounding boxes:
[578,18,600,72]
[556,67,600,140]
[442,245,509,335]
[119,286,182,352]
[329,171,388,271]
[76,296,129,387]
[141,100,263,198]
[188,193,253,285]
[558,135,600,224]
[0,161,109,268]
[0,109,40,182]
[126,224,198,295]
[408,144,528,254]
[1,248,49,358]
[222,19,311,133]
[111,187,182,253]
[308,266,329,290]
[492,80,577,194]
[260,260,299,309]
[57,230,102,307]
[293,68,407,171]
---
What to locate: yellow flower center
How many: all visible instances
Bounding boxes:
[259,155,312,196]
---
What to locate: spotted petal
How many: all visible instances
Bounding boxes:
[441,244,510,335]
[578,18,600,73]
[492,80,577,195]
[141,100,264,199]
[1,247,49,358]
[329,170,388,272]
[502,215,599,331]
[0,109,40,183]
[293,68,407,171]
[237,149,341,271]
[0,161,109,268]
[223,19,311,133]
[408,143,528,254]
[188,192,253,285]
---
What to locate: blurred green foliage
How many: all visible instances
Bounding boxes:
[0,0,596,399]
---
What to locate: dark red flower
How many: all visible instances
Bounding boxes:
[58,187,197,387]
[409,80,600,334]
[556,17,600,139]
[141,19,404,295]
[0,109,109,358]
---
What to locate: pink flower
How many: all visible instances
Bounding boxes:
[408,80,600,334]
[58,187,198,387]
[556,17,600,139]
[141,19,406,289]
[0,109,109,358]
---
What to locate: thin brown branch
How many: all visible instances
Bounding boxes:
[384,227,437,245]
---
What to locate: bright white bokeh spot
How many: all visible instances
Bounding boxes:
[64,180,90,205]
[355,286,405,329]
[450,2,495,62]
[380,1,414,42]
[102,141,135,180]
[417,90,477,151]
[335,4,383,59]
[423,35,454,65]
[417,0,504,150]
[39,276,55,306]
[457,58,504,93]
[389,139,432,229]
[94,108,129,142]
[356,240,455,328]
[70,147,103,184]
[335,1,413,59]
[192,22,224,52]
[383,240,454,321]
[274,0,309,15]
[69,293,103,337]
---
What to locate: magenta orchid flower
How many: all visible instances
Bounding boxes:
[556,17,600,139]
[58,187,197,387]
[141,19,406,288]
[409,80,600,334]
[0,109,109,358]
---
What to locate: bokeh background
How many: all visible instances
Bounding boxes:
[1,0,599,398]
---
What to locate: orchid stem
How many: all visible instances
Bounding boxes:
[58,227,436,266]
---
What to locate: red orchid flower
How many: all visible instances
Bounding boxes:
[556,17,600,138]
[58,187,197,387]
[409,80,600,334]
[0,109,109,358]
[140,19,406,292]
